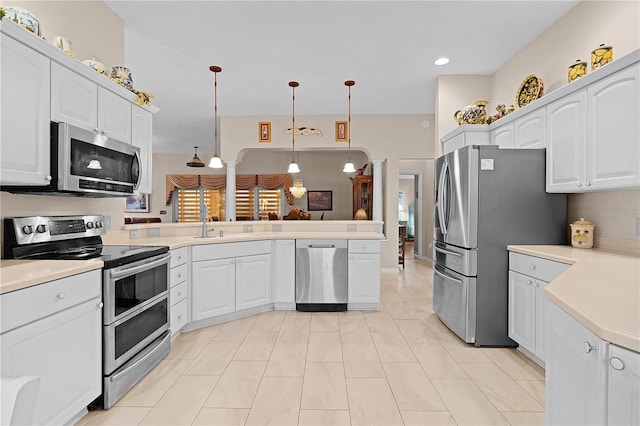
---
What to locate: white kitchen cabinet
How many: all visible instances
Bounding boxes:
[547,62,640,192]
[0,34,51,186]
[191,241,272,322]
[545,300,608,426]
[132,106,153,193]
[608,344,640,425]
[491,122,514,148]
[441,126,490,154]
[51,63,132,143]
[514,107,546,149]
[169,247,189,337]
[348,240,380,309]
[236,254,272,311]
[0,270,102,426]
[272,239,295,310]
[192,257,236,320]
[508,252,570,365]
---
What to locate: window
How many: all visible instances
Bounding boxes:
[175,188,225,222]
[174,186,282,222]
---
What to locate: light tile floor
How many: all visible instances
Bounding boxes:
[78,256,545,426]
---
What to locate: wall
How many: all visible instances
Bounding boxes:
[0,0,127,249]
[434,1,640,254]
[150,150,368,222]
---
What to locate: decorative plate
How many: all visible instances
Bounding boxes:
[515,75,544,108]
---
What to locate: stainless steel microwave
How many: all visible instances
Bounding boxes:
[3,122,141,197]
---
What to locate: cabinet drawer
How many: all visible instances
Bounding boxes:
[192,240,271,261]
[170,298,188,334]
[509,252,570,282]
[348,240,380,254]
[170,280,187,306]
[170,247,188,268]
[1,270,101,334]
[170,263,188,287]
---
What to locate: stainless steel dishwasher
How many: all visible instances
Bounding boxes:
[295,239,348,311]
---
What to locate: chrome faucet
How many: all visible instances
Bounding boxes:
[201,205,215,237]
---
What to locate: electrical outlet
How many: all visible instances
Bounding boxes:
[347,224,357,232]
[272,224,282,232]
[146,228,160,237]
[636,217,640,237]
[244,225,253,233]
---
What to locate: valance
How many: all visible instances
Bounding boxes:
[165,173,294,205]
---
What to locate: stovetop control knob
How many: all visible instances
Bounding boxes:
[36,224,47,233]
[22,225,33,235]
[95,221,103,229]
[86,222,94,229]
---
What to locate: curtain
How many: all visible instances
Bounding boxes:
[166,173,294,205]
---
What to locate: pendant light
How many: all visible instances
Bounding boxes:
[287,81,300,173]
[186,146,205,168]
[87,146,102,170]
[208,65,224,168]
[343,80,356,173]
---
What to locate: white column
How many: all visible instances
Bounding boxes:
[225,160,238,221]
[371,159,385,221]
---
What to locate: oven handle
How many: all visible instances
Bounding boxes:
[434,267,463,285]
[108,253,170,280]
[109,331,171,383]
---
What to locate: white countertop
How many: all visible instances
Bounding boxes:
[508,245,640,352]
[0,259,104,295]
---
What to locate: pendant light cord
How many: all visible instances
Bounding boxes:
[345,80,355,162]
[210,65,222,158]
[289,81,299,163]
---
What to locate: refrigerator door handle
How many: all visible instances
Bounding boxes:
[434,267,463,285]
[438,161,450,235]
[434,245,462,258]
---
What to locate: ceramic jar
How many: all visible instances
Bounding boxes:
[570,218,595,248]
[591,44,613,70]
[3,6,41,36]
[82,57,107,75]
[111,66,133,89]
[454,99,489,125]
[568,59,587,83]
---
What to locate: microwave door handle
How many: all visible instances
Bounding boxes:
[109,253,170,280]
[134,151,142,189]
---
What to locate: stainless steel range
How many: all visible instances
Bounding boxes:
[3,215,171,409]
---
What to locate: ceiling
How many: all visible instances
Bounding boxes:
[104,1,579,153]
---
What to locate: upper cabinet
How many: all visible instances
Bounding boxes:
[547,62,640,192]
[0,33,51,186]
[51,63,132,143]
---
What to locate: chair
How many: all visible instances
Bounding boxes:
[1,376,40,425]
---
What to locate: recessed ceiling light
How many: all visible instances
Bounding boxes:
[434,57,450,66]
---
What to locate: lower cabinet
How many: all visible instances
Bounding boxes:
[0,270,102,425]
[545,300,609,425]
[272,240,295,310]
[508,251,570,365]
[191,241,272,322]
[169,247,189,337]
[608,344,640,425]
[348,240,380,309]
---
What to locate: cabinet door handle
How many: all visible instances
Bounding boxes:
[177,273,182,279]
[586,182,591,187]
[533,282,539,288]
[97,302,104,310]
[231,259,235,264]
[584,341,597,353]
[577,182,583,187]
[57,292,66,300]
[177,315,182,321]
[610,357,625,370]
[530,265,536,270]
[94,128,100,133]
[46,175,52,181]
[178,292,182,297]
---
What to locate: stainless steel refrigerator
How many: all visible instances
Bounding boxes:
[433,145,566,346]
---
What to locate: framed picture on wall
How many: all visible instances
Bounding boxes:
[307,190,332,211]
[125,194,149,213]
[259,122,271,142]
[335,121,348,142]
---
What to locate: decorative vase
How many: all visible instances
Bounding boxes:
[568,59,587,83]
[82,57,107,75]
[454,99,489,125]
[3,5,41,36]
[354,208,368,220]
[591,44,613,70]
[111,66,133,89]
[52,36,72,53]
[570,218,595,248]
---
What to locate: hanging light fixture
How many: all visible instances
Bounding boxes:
[290,178,307,199]
[186,146,205,168]
[343,80,357,173]
[208,65,224,168]
[87,145,102,170]
[287,81,301,173]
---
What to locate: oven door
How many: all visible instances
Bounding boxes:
[103,296,169,374]
[103,253,170,325]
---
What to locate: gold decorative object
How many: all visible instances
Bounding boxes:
[570,218,595,248]
[591,44,613,70]
[354,208,368,220]
[486,104,516,124]
[454,99,489,125]
[568,59,587,82]
[516,75,544,108]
